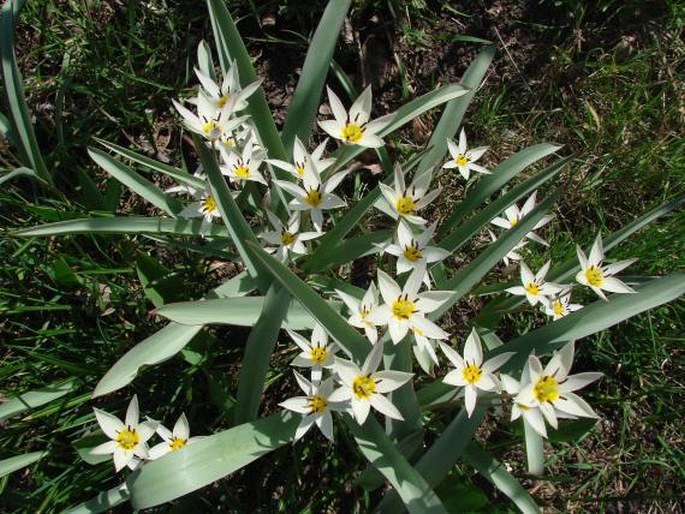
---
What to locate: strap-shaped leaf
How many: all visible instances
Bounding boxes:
[244,240,369,361]
[0,380,75,421]
[306,230,388,272]
[0,451,46,479]
[345,416,448,514]
[63,483,130,514]
[12,216,230,238]
[128,412,299,509]
[88,148,182,216]
[0,166,40,186]
[281,0,352,152]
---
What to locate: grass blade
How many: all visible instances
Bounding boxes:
[0,380,75,421]
[0,451,46,479]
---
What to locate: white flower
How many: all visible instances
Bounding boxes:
[176,184,222,229]
[172,91,246,142]
[442,129,490,180]
[500,372,549,439]
[366,264,450,347]
[541,291,583,320]
[328,342,413,424]
[514,341,603,437]
[90,395,158,472]
[487,229,528,267]
[336,283,380,344]
[505,261,564,306]
[318,86,392,148]
[288,324,338,383]
[379,164,442,225]
[194,61,261,112]
[267,136,335,182]
[274,163,348,232]
[490,191,553,246]
[219,132,268,186]
[148,413,193,460]
[379,221,449,285]
[575,234,637,301]
[260,211,321,262]
[279,372,345,442]
[440,329,514,417]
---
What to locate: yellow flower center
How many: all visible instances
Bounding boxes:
[341,123,364,143]
[392,297,416,320]
[305,188,323,208]
[525,282,540,296]
[510,217,519,227]
[234,164,251,179]
[462,363,482,384]
[309,346,328,365]
[169,437,187,452]
[411,325,425,337]
[202,120,219,139]
[280,231,295,246]
[533,375,560,403]
[585,265,604,287]
[201,195,218,215]
[116,427,140,451]
[352,375,376,399]
[456,154,469,167]
[403,243,423,262]
[395,195,416,216]
[217,94,231,108]
[308,394,328,414]
[295,163,306,178]
[552,299,566,317]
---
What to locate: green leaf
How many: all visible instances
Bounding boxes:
[0,110,16,144]
[136,253,182,308]
[12,216,230,238]
[524,419,545,476]
[244,241,369,361]
[0,166,39,186]
[281,0,352,152]
[197,39,216,82]
[63,483,130,514]
[94,138,205,190]
[234,285,290,424]
[0,451,46,479]
[128,412,299,509]
[345,416,447,514]
[209,270,258,298]
[0,380,75,421]
[307,230,388,272]
[462,442,540,514]
[157,296,317,330]
[88,148,182,216]
[93,323,202,398]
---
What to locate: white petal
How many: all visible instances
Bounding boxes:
[464,329,483,365]
[464,386,477,417]
[370,394,404,420]
[560,372,603,393]
[93,409,124,440]
[373,371,413,393]
[361,340,384,375]
[377,269,401,304]
[439,342,465,368]
[600,277,636,294]
[90,440,117,456]
[482,352,514,373]
[523,409,548,439]
[350,85,372,125]
[351,398,371,424]
[148,442,172,460]
[326,86,348,123]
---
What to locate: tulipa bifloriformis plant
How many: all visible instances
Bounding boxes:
[4,0,684,512]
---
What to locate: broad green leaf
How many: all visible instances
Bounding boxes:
[281,0,352,152]
[206,0,287,161]
[306,230,388,272]
[209,270,258,298]
[157,296,318,330]
[0,379,75,421]
[463,443,540,514]
[439,144,563,238]
[416,46,496,177]
[244,241,369,361]
[12,216,230,238]
[63,483,130,514]
[0,2,50,183]
[234,285,290,424]
[88,148,182,216]
[384,342,423,447]
[377,409,485,513]
[93,323,202,398]
[0,451,46,479]
[94,138,205,190]
[345,416,447,514]
[128,412,299,509]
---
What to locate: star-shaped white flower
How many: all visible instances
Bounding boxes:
[279,372,345,442]
[366,264,450,346]
[90,395,158,472]
[148,413,193,460]
[176,184,222,229]
[541,291,583,320]
[318,86,392,148]
[194,61,261,112]
[288,324,338,383]
[274,162,347,232]
[442,129,490,180]
[440,329,514,417]
[500,371,550,439]
[219,132,268,186]
[336,283,380,344]
[490,191,553,246]
[576,234,637,301]
[514,341,603,436]
[505,261,564,306]
[328,342,413,424]
[267,136,335,182]
[379,165,442,225]
[172,91,246,143]
[260,211,321,262]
